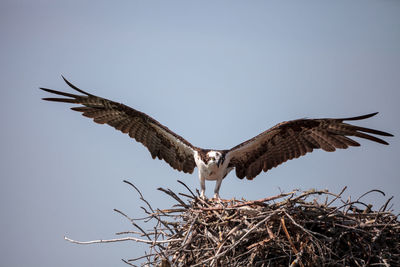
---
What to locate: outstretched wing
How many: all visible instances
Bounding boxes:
[227,113,393,180]
[40,77,197,173]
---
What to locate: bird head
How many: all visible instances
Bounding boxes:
[207,151,224,167]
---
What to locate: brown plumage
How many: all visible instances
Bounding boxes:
[41,77,393,198]
[41,77,197,174]
[227,113,393,180]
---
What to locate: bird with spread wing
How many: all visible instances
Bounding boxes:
[41,77,393,199]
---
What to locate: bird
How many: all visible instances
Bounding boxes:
[40,77,393,199]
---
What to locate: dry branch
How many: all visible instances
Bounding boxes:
[65,181,400,266]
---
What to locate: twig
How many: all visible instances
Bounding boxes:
[281,216,305,267]
[192,209,281,267]
[64,236,181,245]
[199,191,297,211]
[177,179,196,198]
[123,180,155,213]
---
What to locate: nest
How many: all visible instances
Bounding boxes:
[66,180,400,266]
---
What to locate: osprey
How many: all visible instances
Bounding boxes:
[41,77,393,199]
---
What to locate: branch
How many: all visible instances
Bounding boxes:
[64,236,181,245]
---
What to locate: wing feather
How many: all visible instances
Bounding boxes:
[40,77,197,174]
[227,113,393,180]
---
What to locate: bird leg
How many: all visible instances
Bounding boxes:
[213,178,223,200]
[199,176,206,199]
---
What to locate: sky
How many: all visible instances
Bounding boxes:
[0,1,399,266]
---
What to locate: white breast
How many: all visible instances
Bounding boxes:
[194,151,232,181]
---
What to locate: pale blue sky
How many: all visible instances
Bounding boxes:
[1,1,399,266]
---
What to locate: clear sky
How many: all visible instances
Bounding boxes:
[1,1,399,266]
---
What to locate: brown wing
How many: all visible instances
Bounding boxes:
[227,113,393,180]
[40,77,197,173]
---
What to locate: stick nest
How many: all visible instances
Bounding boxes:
[68,181,400,266]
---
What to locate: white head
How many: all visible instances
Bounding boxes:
[207,151,223,167]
